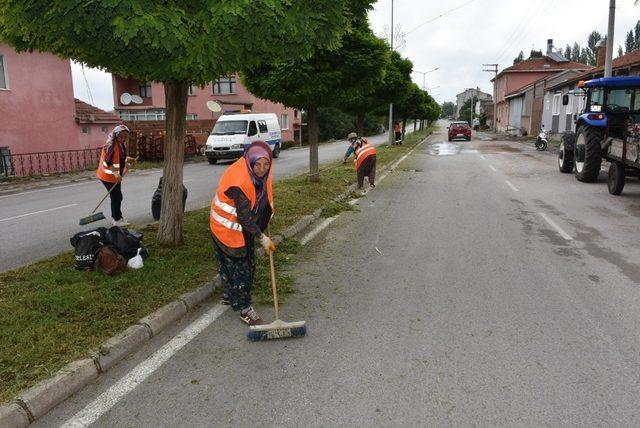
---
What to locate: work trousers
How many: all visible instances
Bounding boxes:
[213,237,255,311]
[357,155,377,189]
[100,180,123,221]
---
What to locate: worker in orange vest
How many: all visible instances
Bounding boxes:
[343,132,377,189]
[394,121,403,145]
[210,140,276,326]
[96,125,137,226]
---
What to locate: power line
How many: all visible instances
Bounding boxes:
[492,0,544,62]
[405,0,479,36]
[80,63,95,106]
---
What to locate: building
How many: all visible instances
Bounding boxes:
[0,43,79,156]
[492,39,590,133]
[541,45,640,136]
[75,99,122,149]
[456,88,492,119]
[112,75,301,144]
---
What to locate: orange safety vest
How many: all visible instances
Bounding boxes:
[96,143,126,183]
[354,140,377,170]
[210,158,274,249]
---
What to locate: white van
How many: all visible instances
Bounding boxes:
[205,113,282,164]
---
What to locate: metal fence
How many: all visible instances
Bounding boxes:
[0,148,102,178]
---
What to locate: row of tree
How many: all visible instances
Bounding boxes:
[563,20,640,65]
[0,0,439,245]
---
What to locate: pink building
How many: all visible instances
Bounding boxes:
[112,75,301,143]
[492,42,589,132]
[0,43,79,155]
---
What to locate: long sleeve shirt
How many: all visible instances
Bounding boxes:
[104,141,127,174]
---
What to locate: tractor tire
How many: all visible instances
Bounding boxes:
[607,161,625,195]
[558,141,574,173]
[573,125,603,182]
[207,158,217,165]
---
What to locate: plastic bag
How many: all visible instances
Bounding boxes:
[127,248,144,269]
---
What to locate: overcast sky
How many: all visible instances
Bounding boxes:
[72,0,640,111]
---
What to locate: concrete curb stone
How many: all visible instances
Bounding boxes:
[179,281,217,310]
[0,403,30,428]
[137,300,188,337]
[15,359,98,421]
[92,324,151,373]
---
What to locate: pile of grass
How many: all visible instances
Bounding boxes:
[0,128,432,402]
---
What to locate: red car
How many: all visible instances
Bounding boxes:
[448,121,471,141]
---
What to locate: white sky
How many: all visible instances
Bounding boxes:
[72,0,640,111]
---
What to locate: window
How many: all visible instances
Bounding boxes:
[82,126,91,134]
[248,121,258,136]
[280,114,289,130]
[589,87,604,112]
[606,88,633,111]
[0,147,12,176]
[634,89,640,112]
[565,93,573,114]
[188,84,196,96]
[212,120,248,135]
[212,76,237,95]
[186,114,198,120]
[139,82,152,98]
[101,126,109,133]
[119,109,165,121]
[258,120,268,133]
[552,93,561,115]
[0,55,7,89]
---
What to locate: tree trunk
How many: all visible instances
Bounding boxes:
[356,112,365,137]
[413,120,417,132]
[401,118,407,140]
[307,105,320,182]
[158,80,189,246]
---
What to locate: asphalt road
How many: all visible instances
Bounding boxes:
[34,124,640,426]
[0,133,395,272]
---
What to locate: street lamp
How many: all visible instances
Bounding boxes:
[413,67,439,91]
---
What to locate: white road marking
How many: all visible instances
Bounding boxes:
[61,304,229,428]
[480,155,486,160]
[539,213,573,241]
[505,180,519,192]
[183,179,195,183]
[0,204,78,223]
[489,165,497,172]
[300,217,337,245]
[0,182,88,200]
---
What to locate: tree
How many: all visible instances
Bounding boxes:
[441,102,456,118]
[514,51,524,62]
[564,44,572,60]
[458,98,473,123]
[0,1,351,245]
[242,1,376,182]
[625,30,635,54]
[618,45,624,58]
[635,20,640,50]
[579,47,590,65]
[571,42,581,62]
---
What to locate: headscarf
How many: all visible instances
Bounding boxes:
[106,124,130,145]
[244,141,272,213]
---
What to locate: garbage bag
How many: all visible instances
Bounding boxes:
[105,226,148,260]
[151,176,188,220]
[70,227,107,270]
[127,248,144,269]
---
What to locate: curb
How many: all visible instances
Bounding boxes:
[0,131,433,428]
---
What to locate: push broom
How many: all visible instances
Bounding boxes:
[247,240,306,341]
[79,163,133,225]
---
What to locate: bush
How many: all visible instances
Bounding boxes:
[281,140,297,150]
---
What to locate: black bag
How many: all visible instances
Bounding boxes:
[105,226,148,260]
[70,228,107,270]
[151,176,188,220]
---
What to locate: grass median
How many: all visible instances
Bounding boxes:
[0,128,432,403]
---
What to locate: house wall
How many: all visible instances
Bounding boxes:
[0,44,78,154]
[77,123,115,149]
[542,84,586,135]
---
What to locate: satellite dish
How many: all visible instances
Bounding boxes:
[120,92,132,105]
[206,100,222,113]
[131,95,143,104]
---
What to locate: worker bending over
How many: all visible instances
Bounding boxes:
[343,132,377,190]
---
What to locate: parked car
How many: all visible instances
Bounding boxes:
[205,113,282,164]
[448,121,471,141]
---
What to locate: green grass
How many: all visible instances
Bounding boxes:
[0,128,432,403]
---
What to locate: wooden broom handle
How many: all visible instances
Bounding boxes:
[267,224,279,319]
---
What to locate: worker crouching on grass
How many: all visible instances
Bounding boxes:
[343,132,377,190]
[210,141,276,326]
[96,124,137,226]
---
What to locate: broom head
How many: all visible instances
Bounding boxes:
[247,319,306,341]
[79,211,106,225]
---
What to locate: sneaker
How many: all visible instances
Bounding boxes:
[240,306,266,326]
[220,293,230,305]
[112,218,131,227]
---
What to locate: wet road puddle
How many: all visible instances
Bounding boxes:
[426,142,461,156]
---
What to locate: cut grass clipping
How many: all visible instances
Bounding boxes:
[0,128,432,403]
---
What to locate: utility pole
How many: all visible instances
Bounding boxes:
[388,0,395,146]
[483,63,498,132]
[604,0,615,78]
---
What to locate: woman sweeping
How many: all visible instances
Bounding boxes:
[210,141,276,326]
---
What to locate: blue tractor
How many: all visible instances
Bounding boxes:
[558,76,640,195]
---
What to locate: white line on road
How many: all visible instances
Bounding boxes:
[0,182,88,200]
[61,304,229,428]
[505,180,519,192]
[0,204,78,223]
[539,213,573,241]
[300,217,337,245]
[489,165,497,172]
[480,155,486,160]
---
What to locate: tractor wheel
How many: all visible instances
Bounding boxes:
[573,125,603,182]
[558,141,574,173]
[607,161,625,195]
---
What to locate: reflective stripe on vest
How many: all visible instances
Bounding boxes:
[210,209,243,232]
[354,143,376,170]
[214,194,237,216]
